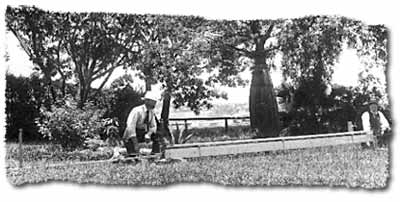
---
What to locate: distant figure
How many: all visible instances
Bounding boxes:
[123,91,158,157]
[361,98,391,147]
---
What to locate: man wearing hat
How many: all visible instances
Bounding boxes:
[123,91,159,156]
[361,98,391,147]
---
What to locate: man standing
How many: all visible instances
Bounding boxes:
[123,91,158,157]
[361,98,391,147]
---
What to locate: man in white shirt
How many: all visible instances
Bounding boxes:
[123,91,158,157]
[361,98,391,147]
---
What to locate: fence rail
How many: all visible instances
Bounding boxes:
[169,116,250,132]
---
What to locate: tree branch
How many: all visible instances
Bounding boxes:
[260,23,275,42]
[226,44,253,57]
[94,67,116,94]
[92,65,119,81]
[7,25,35,59]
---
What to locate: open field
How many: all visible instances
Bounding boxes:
[6,144,389,189]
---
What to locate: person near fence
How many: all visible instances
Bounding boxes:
[123,91,159,157]
[361,98,391,147]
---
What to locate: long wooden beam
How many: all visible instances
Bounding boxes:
[164,131,371,159]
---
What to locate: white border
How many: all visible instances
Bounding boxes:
[1,0,399,201]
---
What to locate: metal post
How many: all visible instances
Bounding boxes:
[18,128,23,169]
[225,118,228,133]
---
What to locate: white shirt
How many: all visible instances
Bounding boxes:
[361,111,390,133]
[123,104,157,139]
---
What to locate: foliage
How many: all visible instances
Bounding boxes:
[7,145,389,189]
[5,73,47,142]
[6,6,142,108]
[95,74,145,136]
[127,15,244,117]
[37,98,105,151]
[278,83,392,135]
[170,123,195,144]
[100,117,122,147]
[207,19,280,137]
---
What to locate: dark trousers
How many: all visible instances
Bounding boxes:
[377,131,392,147]
[361,131,392,149]
[124,128,164,155]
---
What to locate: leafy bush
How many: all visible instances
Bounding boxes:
[5,73,48,142]
[277,82,391,136]
[90,74,145,137]
[37,98,105,151]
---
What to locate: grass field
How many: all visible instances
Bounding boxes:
[6,144,389,189]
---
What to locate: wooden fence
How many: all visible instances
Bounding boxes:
[169,116,250,132]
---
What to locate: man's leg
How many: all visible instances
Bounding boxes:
[124,136,139,157]
[151,132,160,154]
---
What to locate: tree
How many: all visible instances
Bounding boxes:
[6,6,142,108]
[6,6,72,107]
[277,16,390,135]
[345,23,389,107]
[277,16,346,134]
[60,12,143,108]
[206,19,281,138]
[127,15,245,126]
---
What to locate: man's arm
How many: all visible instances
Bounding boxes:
[145,111,157,139]
[379,111,390,130]
[149,112,157,134]
[123,109,138,140]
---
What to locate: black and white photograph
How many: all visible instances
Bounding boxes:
[1,0,399,200]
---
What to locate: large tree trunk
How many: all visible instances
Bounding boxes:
[159,90,172,142]
[249,65,280,138]
[77,83,90,109]
[145,77,152,91]
[160,90,171,124]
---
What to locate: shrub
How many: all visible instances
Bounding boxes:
[90,74,145,137]
[37,98,105,151]
[5,73,48,142]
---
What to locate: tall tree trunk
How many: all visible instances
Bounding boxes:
[249,64,280,138]
[145,77,152,91]
[161,90,171,124]
[60,77,66,98]
[160,90,172,141]
[78,83,90,109]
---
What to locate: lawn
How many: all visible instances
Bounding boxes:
[6,144,389,189]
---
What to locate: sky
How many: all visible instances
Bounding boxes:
[1,0,400,201]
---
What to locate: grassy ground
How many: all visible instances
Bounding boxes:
[6,144,389,189]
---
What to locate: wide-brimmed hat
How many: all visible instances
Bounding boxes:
[368,98,379,106]
[143,91,159,102]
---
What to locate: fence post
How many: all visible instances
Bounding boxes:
[225,118,228,133]
[18,128,23,169]
[347,121,354,132]
[347,121,355,144]
[184,120,188,131]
